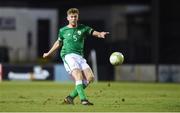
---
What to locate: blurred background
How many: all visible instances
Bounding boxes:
[0,0,180,82]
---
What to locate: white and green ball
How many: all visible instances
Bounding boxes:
[109,52,124,65]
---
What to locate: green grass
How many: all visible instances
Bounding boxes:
[0,81,180,112]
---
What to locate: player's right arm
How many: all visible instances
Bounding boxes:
[43,40,61,58]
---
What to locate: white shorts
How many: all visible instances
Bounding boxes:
[63,53,90,74]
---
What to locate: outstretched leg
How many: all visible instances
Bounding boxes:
[64,68,94,105]
[68,68,94,99]
[63,53,94,105]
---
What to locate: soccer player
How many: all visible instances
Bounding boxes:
[43,8,109,105]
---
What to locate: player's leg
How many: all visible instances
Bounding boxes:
[63,54,92,105]
[82,68,95,85]
[71,68,87,100]
[68,68,94,100]
[68,73,87,99]
[64,72,87,105]
[78,56,94,105]
[80,68,94,105]
[67,68,93,105]
[68,56,94,98]
[64,71,87,105]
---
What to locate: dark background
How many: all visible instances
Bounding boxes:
[0,0,180,81]
[0,0,179,64]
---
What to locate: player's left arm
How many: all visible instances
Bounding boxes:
[92,31,109,38]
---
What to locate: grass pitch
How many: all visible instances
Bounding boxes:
[0,81,180,112]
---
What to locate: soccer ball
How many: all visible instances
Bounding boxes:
[109,52,124,65]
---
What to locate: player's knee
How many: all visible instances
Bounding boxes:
[72,68,83,80]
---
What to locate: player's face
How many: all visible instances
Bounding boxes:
[67,13,79,26]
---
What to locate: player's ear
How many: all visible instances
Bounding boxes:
[67,15,70,20]
[77,15,79,20]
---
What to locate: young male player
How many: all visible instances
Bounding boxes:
[43,8,109,105]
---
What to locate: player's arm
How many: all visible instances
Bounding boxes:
[43,40,61,58]
[92,31,109,38]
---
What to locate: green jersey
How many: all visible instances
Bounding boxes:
[58,24,93,59]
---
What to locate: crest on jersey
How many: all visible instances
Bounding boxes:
[77,30,81,35]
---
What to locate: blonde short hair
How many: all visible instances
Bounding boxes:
[67,8,79,15]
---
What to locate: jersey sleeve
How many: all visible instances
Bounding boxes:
[85,25,94,35]
[58,29,62,41]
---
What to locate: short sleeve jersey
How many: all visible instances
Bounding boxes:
[58,24,93,59]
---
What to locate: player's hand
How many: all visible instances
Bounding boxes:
[100,32,109,38]
[43,53,49,58]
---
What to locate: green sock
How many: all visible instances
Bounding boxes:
[69,84,87,99]
[76,84,87,100]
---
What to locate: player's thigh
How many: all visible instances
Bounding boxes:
[82,68,94,82]
[63,54,80,73]
[64,54,83,81]
[78,57,94,82]
[64,62,83,81]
